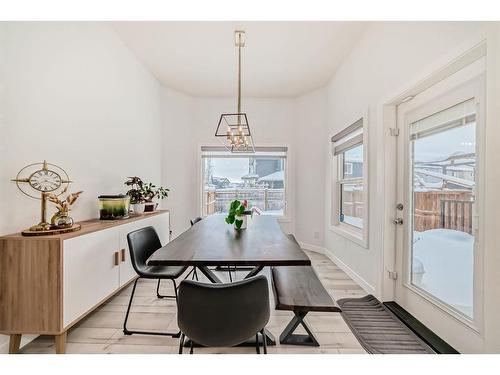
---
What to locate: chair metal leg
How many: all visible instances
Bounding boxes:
[157,278,179,300]
[123,277,180,337]
[228,267,233,282]
[261,329,267,354]
[156,279,162,298]
[255,333,260,354]
[190,339,194,354]
[172,279,178,303]
[179,333,185,354]
[123,278,139,335]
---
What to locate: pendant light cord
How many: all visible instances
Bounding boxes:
[237,32,242,115]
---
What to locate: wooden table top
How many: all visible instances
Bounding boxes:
[147,214,311,267]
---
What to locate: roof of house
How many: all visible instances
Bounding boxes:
[258,170,284,182]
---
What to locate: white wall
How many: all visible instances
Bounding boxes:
[0,22,163,352]
[322,21,500,352]
[160,93,328,242]
[190,97,298,233]
[323,21,486,294]
[294,88,327,248]
[160,87,197,238]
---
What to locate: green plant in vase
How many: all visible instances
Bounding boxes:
[225,199,250,230]
[125,176,170,213]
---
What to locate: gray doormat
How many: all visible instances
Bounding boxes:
[337,295,434,354]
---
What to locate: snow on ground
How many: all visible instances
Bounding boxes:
[342,215,362,228]
[412,228,474,317]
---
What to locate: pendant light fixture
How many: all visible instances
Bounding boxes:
[215,30,255,153]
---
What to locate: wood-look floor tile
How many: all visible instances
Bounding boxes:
[23,249,367,354]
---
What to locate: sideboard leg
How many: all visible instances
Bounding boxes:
[9,334,22,354]
[55,331,67,354]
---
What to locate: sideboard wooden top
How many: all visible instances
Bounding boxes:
[0,210,169,241]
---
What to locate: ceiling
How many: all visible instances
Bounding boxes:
[111,21,367,97]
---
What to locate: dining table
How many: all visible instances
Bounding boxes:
[147,213,312,346]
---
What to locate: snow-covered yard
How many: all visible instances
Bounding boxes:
[412,228,474,318]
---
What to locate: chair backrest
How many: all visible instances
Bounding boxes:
[127,226,162,274]
[177,275,270,347]
[190,217,203,226]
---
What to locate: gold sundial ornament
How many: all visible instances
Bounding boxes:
[12,160,80,235]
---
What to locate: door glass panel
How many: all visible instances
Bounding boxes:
[410,99,476,319]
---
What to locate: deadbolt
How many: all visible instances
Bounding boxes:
[396,203,404,211]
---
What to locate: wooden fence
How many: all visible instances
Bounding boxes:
[204,188,284,215]
[414,190,473,234]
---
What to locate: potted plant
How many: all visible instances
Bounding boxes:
[225,199,251,230]
[125,177,170,213]
[141,182,169,212]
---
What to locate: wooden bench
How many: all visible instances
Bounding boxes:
[271,235,341,346]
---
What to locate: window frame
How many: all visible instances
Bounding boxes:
[330,115,369,248]
[199,146,289,219]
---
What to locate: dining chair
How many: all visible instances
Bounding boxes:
[177,275,270,354]
[123,226,188,337]
[189,216,234,282]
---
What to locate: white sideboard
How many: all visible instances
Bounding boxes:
[0,210,170,354]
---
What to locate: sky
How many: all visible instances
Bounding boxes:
[413,123,475,163]
[210,158,250,183]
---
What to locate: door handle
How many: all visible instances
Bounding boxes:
[114,251,120,266]
[393,218,403,225]
[120,248,126,262]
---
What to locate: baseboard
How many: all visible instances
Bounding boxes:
[324,248,376,295]
[298,241,326,254]
[0,334,38,354]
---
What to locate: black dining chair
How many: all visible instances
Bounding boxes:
[177,275,270,354]
[123,226,188,337]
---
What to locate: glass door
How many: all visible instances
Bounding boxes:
[409,99,476,319]
[394,62,485,353]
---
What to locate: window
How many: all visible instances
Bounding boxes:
[331,118,367,242]
[201,146,287,217]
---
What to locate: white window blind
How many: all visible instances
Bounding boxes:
[331,118,364,156]
[410,98,476,140]
[201,146,287,159]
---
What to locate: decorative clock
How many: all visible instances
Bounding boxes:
[11,160,81,236]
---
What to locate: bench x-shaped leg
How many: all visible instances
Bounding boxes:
[279,310,319,346]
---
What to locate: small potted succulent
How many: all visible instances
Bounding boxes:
[125,176,169,213]
[225,199,251,230]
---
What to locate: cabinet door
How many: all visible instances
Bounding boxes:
[118,212,170,287]
[118,221,139,287]
[63,228,120,328]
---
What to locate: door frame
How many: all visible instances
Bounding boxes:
[378,41,487,352]
[395,65,485,332]
[380,41,487,304]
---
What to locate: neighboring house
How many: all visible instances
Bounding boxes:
[258,170,284,189]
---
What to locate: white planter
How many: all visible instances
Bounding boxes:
[132,203,145,214]
[234,214,247,230]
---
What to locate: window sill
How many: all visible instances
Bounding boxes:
[329,224,368,248]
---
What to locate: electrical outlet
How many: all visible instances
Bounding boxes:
[313,231,320,239]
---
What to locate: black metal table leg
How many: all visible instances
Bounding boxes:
[244,266,265,279]
[197,266,223,283]
[279,310,319,346]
